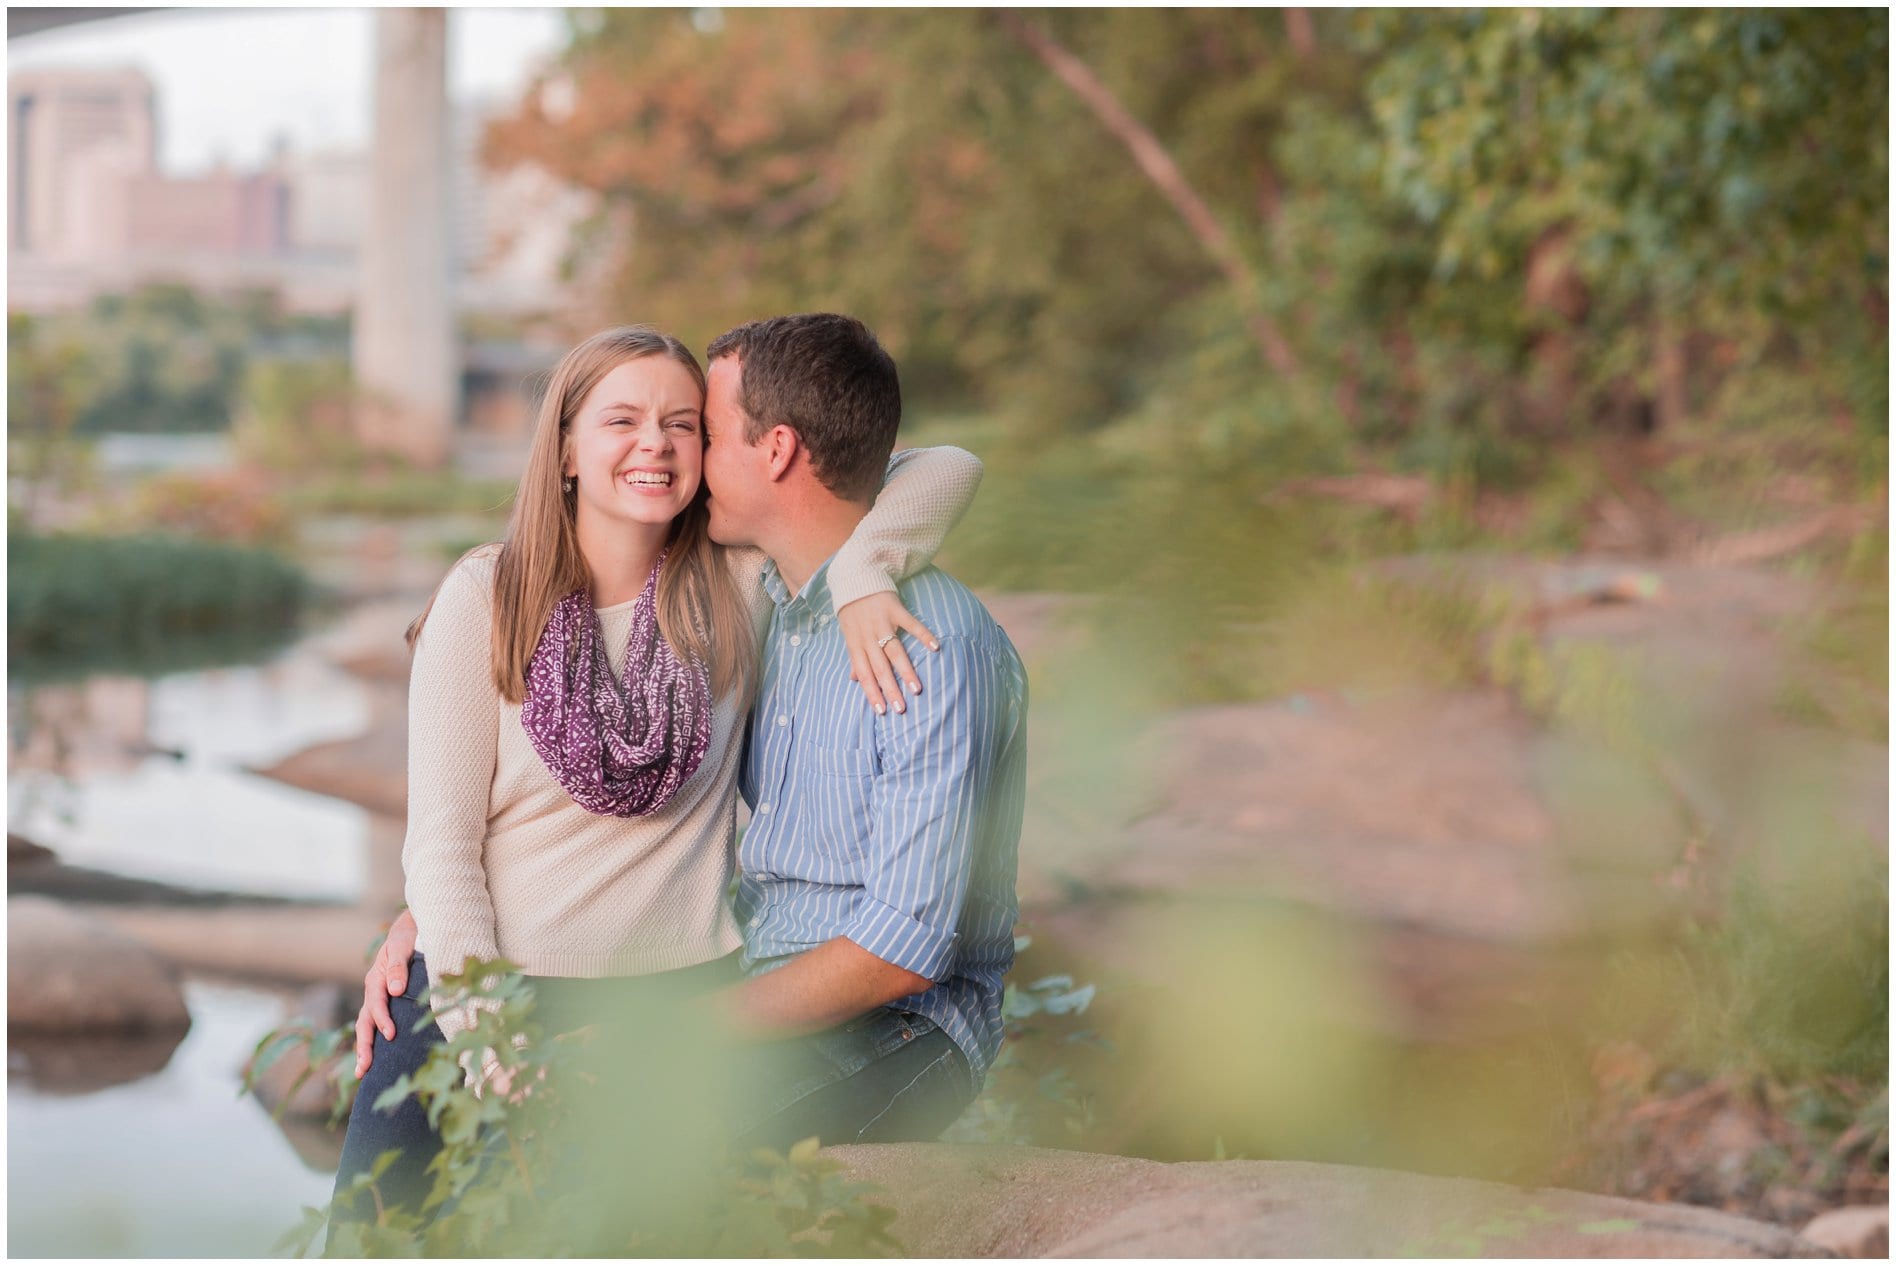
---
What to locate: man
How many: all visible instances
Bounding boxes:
[356,313,1026,1148]
[700,313,1027,1145]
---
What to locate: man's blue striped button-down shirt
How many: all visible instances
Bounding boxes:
[736,558,1027,1082]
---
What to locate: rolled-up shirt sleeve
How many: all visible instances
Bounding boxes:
[843,635,1004,981]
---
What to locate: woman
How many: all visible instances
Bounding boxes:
[330,325,980,1222]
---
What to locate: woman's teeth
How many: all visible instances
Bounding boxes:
[623,472,672,487]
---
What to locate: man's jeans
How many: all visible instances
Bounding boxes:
[731,1007,976,1151]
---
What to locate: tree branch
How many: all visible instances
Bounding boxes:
[1283,8,1316,57]
[996,9,1299,378]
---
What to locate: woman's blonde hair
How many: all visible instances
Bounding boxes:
[409,326,754,705]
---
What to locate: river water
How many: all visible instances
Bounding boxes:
[9,982,340,1257]
[8,623,383,1256]
[9,648,374,899]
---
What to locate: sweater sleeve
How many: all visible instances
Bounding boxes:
[400,552,504,1043]
[826,445,984,608]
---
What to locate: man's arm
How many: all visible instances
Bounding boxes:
[719,937,933,1040]
[723,634,1003,1038]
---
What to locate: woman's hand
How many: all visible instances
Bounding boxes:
[836,591,940,716]
[355,907,420,1078]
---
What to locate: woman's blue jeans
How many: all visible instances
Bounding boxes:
[329,951,443,1227]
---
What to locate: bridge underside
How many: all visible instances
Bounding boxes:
[8,9,155,41]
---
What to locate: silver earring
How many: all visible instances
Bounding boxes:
[563,476,574,493]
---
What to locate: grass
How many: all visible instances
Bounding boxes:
[9,531,310,678]
[1776,527,1889,742]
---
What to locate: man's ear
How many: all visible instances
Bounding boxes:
[764,424,800,482]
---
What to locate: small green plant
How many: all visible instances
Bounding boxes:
[243,1019,357,1125]
[944,937,1107,1147]
[255,956,902,1258]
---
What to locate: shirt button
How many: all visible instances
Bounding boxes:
[776,715,788,727]
[789,635,802,646]
[758,802,771,814]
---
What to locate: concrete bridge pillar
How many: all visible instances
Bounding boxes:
[353,7,456,469]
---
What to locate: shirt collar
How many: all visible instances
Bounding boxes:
[758,554,837,619]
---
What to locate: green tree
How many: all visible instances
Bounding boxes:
[7,312,97,520]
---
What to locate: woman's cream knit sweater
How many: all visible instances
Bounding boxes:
[401,447,981,1041]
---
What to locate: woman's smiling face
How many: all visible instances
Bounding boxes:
[563,354,705,530]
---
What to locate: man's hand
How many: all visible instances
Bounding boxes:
[354,908,419,1078]
[719,936,934,1041]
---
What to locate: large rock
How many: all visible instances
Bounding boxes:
[8,896,190,1036]
[9,832,56,868]
[1801,1206,1888,1259]
[828,1144,1830,1258]
[251,726,408,818]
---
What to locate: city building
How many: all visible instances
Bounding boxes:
[9,65,157,261]
[7,65,589,323]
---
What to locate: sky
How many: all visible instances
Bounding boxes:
[7,6,572,174]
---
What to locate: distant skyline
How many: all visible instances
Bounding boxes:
[7,7,571,173]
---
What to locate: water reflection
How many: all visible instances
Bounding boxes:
[8,982,339,1258]
[9,1031,188,1097]
[7,642,375,901]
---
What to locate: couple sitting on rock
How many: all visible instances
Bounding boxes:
[331,313,1027,1230]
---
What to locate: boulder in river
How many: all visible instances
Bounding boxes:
[8,896,191,1037]
[9,832,56,868]
[825,1143,1831,1257]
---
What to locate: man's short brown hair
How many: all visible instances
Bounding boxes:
[706,313,900,503]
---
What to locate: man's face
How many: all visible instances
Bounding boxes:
[702,356,767,547]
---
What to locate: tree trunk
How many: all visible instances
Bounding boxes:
[996,10,1299,379]
[1654,305,1688,433]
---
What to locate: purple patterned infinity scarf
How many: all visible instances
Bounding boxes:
[520,551,712,817]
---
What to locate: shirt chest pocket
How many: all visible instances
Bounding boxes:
[803,742,877,862]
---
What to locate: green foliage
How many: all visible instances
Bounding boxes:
[1775,527,1889,742]
[945,941,1107,1147]
[8,312,99,517]
[243,1020,358,1125]
[1687,833,1888,1081]
[281,469,517,519]
[234,357,363,472]
[489,9,1883,529]
[65,283,251,435]
[265,957,901,1258]
[7,531,309,677]
[1366,10,1886,315]
[7,283,351,477]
